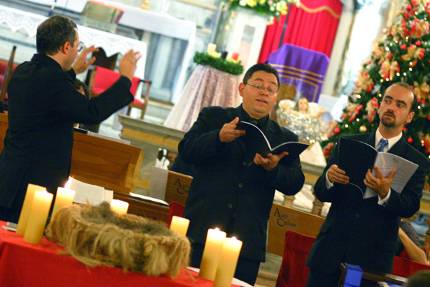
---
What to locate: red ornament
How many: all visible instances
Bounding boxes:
[416,40,422,46]
[334,127,340,134]
[231,52,239,61]
[406,4,412,11]
[407,137,413,144]
[400,44,407,50]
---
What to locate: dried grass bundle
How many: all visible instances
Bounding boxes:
[46,202,190,277]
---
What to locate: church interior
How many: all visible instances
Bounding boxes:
[0,0,430,286]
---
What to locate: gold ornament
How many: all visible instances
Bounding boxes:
[359,125,367,133]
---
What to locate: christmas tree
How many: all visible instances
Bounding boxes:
[322,0,430,184]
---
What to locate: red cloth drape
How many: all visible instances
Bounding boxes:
[276,231,315,287]
[258,0,342,62]
[0,221,241,287]
[257,15,288,64]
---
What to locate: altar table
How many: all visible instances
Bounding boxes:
[0,222,243,287]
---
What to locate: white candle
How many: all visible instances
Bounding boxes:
[51,187,75,219]
[170,216,190,236]
[207,43,217,53]
[110,199,129,215]
[23,190,53,244]
[199,228,226,280]
[16,184,45,236]
[214,236,243,287]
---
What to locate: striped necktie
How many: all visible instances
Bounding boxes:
[376,138,388,152]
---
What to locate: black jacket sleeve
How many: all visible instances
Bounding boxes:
[51,71,133,124]
[178,108,227,164]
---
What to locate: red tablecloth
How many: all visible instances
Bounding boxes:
[0,222,240,287]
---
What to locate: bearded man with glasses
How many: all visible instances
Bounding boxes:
[175,63,305,285]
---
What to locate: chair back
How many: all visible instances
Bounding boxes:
[165,170,192,206]
[90,66,140,97]
[268,204,324,256]
[276,231,316,287]
[392,255,430,277]
[165,170,192,224]
[92,48,118,70]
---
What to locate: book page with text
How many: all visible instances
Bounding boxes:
[363,152,418,199]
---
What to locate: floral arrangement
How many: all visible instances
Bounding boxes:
[193,44,244,75]
[227,0,299,18]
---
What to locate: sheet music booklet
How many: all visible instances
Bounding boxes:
[338,138,418,197]
[237,121,309,157]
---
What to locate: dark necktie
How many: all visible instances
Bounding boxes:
[376,138,388,152]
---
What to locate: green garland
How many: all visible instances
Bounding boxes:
[193,52,244,75]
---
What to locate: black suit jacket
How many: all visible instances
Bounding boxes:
[307,132,430,274]
[0,54,133,222]
[179,106,305,261]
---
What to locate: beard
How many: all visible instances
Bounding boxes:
[380,112,396,127]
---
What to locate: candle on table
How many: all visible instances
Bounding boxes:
[231,52,239,61]
[16,184,45,236]
[170,216,190,236]
[23,190,53,244]
[213,236,243,287]
[110,199,129,215]
[51,186,75,219]
[207,43,217,54]
[199,227,226,280]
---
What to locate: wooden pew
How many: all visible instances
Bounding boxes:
[164,170,192,206]
[267,203,324,256]
[0,112,169,222]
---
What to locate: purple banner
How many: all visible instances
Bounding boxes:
[267,44,329,102]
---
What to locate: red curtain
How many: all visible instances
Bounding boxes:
[258,0,343,63]
[257,15,288,64]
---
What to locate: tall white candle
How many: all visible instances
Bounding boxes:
[199,228,226,280]
[207,43,217,53]
[110,199,129,215]
[16,184,45,236]
[170,216,190,236]
[51,186,75,218]
[23,190,53,244]
[214,236,243,287]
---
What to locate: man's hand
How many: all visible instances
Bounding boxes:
[72,46,97,74]
[364,167,396,199]
[219,117,245,143]
[253,152,288,171]
[119,50,141,81]
[326,164,349,185]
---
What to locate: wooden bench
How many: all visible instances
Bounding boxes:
[267,203,325,256]
[0,112,169,222]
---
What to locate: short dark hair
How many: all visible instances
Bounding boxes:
[406,270,430,287]
[36,15,77,55]
[243,64,280,87]
[386,82,417,112]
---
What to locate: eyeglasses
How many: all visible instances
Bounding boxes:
[246,82,278,95]
[77,41,85,53]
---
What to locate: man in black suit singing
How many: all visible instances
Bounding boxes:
[176,64,305,285]
[307,82,430,286]
[0,15,140,223]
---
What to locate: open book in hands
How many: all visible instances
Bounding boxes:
[338,138,418,196]
[237,121,309,157]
